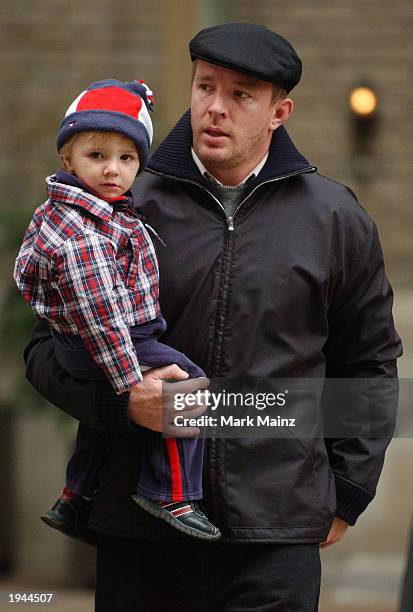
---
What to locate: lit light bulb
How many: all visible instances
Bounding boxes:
[349,87,378,116]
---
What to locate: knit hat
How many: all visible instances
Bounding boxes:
[190,23,302,93]
[57,79,154,171]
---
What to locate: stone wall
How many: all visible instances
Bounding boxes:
[232,0,413,285]
[2,1,412,284]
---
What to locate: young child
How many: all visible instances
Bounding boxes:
[14,79,220,543]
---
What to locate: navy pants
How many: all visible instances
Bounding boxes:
[54,318,205,502]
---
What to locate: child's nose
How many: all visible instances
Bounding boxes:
[104,160,119,175]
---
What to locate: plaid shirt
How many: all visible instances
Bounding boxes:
[14,175,160,394]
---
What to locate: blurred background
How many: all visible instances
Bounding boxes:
[0,1,412,611]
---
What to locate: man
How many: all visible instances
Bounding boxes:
[25,23,401,611]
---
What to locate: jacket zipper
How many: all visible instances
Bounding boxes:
[148,167,315,522]
[149,168,315,369]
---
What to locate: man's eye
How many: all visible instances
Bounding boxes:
[199,83,212,92]
[235,91,249,99]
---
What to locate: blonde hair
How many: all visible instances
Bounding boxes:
[59,131,137,171]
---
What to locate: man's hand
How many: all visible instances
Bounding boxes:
[128,364,209,436]
[319,516,349,549]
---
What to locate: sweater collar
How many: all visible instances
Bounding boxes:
[146,110,316,187]
[191,148,269,186]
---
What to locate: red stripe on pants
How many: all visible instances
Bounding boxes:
[165,438,183,501]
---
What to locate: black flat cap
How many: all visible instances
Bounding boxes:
[189,23,302,93]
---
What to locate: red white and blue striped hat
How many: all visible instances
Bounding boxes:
[57,79,154,172]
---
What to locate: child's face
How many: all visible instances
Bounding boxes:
[61,132,140,198]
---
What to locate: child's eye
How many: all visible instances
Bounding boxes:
[121,154,134,161]
[89,151,103,159]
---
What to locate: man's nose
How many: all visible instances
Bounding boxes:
[207,91,228,117]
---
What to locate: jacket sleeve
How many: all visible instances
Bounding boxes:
[53,232,143,394]
[24,318,135,432]
[323,220,402,525]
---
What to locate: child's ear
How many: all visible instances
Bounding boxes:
[61,154,74,172]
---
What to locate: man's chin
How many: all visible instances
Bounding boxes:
[197,147,233,169]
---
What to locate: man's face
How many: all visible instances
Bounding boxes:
[191,60,282,181]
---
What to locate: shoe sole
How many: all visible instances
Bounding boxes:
[40,514,97,547]
[132,495,221,542]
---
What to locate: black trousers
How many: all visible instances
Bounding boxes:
[95,535,321,612]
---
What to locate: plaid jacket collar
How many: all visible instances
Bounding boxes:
[46,174,114,223]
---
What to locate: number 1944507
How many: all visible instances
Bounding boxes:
[8,593,54,604]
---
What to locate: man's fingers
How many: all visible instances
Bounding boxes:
[165,403,207,420]
[147,364,190,381]
[164,376,209,394]
[164,379,210,416]
[320,537,339,549]
[319,517,349,549]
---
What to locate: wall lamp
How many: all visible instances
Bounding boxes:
[348,83,380,181]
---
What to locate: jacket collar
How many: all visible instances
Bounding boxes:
[146,110,316,188]
[46,172,134,223]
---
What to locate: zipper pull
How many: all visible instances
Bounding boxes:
[227,216,234,231]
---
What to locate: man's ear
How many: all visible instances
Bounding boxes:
[269,98,294,132]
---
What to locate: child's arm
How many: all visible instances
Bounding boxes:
[53,232,143,394]
[24,319,192,433]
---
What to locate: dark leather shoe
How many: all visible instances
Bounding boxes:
[132,495,221,542]
[41,497,97,547]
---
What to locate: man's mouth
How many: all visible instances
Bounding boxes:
[203,127,230,138]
